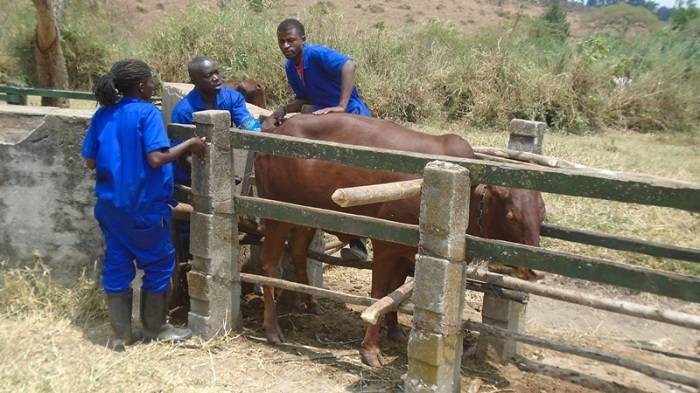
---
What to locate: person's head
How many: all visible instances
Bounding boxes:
[93,59,154,107]
[188,57,222,97]
[276,19,306,63]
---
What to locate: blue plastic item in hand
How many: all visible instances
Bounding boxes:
[239,116,262,132]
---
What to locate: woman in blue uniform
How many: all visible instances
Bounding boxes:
[81,59,207,351]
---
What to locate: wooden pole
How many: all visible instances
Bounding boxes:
[361,279,414,324]
[332,179,423,208]
[467,267,700,331]
[240,272,414,314]
[463,319,700,389]
[472,147,584,169]
[324,239,345,252]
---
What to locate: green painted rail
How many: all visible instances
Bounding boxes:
[541,224,700,264]
[229,196,700,304]
[0,85,161,105]
[230,131,700,213]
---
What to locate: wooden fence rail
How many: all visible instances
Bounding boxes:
[462,320,700,389]
[0,84,161,105]
[230,131,700,212]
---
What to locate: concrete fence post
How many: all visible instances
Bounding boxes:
[475,118,545,363]
[406,161,470,393]
[187,110,242,339]
[508,119,546,154]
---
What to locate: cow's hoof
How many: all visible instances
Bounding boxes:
[306,302,324,315]
[361,350,386,368]
[388,327,407,342]
[265,331,285,345]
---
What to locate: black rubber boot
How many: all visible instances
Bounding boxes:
[341,238,368,261]
[140,290,192,342]
[107,289,141,351]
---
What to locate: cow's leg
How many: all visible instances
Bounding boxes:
[361,242,403,368]
[384,256,412,343]
[288,226,323,315]
[259,219,294,345]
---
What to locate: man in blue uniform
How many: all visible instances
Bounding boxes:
[172,56,262,130]
[170,57,261,257]
[267,18,370,261]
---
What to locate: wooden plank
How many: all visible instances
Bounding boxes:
[219,195,700,303]
[0,86,93,100]
[306,250,373,270]
[231,131,700,212]
[167,123,197,141]
[0,85,161,103]
[228,196,420,246]
[463,320,700,389]
[361,279,414,325]
[332,179,423,207]
[465,236,700,303]
[541,224,700,263]
[466,267,700,330]
[240,272,414,315]
[0,93,20,103]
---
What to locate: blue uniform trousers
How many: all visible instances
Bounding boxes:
[95,200,175,294]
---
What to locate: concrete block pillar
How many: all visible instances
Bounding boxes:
[187,110,242,339]
[474,118,542,364]
[475,293,527,363]
[406,161,470,393]
[508,119,546,154]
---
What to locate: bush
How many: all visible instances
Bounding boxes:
[1,0,698,133]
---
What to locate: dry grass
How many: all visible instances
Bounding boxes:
[0,263,365,393]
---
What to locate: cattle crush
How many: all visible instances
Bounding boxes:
[168,110,700,392]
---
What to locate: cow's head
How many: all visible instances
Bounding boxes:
[471,184,546,281]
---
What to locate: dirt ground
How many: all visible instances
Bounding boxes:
[231,257,700,393]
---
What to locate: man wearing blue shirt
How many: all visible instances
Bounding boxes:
[268,19,370,261]
[171,56,261,239]
[172,56,261,130]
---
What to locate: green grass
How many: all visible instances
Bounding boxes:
[2,1,698,134]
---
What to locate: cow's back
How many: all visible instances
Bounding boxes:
[255,113,475,224]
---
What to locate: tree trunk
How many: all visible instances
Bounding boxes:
[33,0,69,108]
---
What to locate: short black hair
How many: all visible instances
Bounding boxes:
[187,56,215,79]
[277,18,305,36]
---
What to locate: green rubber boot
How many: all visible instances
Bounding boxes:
[106,289,141,351]
[140,290,192,342]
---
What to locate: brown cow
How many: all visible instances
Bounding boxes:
[222,79,267,109]
[254,113,545,367]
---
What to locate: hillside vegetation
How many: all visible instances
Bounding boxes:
[0,0,699,134]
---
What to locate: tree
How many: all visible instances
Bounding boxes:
[670,6,700,30]
[542,0,570,39]
[33,0,69,107]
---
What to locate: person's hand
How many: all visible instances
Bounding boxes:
[312,106,344,115]
[262,115,281,130]
[189,136,207,163]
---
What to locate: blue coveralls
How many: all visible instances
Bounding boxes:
[285,43,371,116]
[82,97,176,294]
[170,86,261,257]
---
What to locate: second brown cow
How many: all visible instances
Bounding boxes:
[254,113,546,367]
[222,79,267,109]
